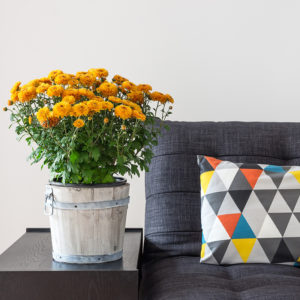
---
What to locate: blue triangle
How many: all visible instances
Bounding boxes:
[232,214,256,239]
[264,165,285,173]
[295,262,300,268]
[202,233,206,244]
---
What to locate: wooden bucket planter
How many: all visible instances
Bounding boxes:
[44,178,129,264]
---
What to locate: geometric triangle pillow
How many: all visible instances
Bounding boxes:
[198,155,300,266]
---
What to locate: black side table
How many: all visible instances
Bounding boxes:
[0,228,142,300]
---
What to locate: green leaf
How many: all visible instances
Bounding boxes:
[91,147,101,161]
[70,151,80,164]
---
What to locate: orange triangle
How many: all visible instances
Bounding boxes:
[205,156,222,169]
[218,213,241,238]
[240,169,263,189]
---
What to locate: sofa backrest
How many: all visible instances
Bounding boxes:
[144,121,300,262]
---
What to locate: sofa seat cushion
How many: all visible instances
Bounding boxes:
[140,256,300,300]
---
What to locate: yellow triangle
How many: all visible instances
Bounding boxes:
[201,243,206,258]
[297,257,300,263]
[232,239,256,263]
[200,171,214,195]
[289,171,300,185]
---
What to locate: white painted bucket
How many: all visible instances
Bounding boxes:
[44,178,129,264]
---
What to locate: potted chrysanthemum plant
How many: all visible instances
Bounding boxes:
[4,68,174,264]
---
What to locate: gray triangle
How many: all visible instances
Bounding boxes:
[254,190,277,212]
[283,237,300,261]
[207,240,230,264]
[282,166,292,172]
[279,189,300,211]
[258,238,282,262]
[269,213,292,235]
[294,212,300,223]
[205,192,227,215]
[265,171,285,188]
[229,169,252,191]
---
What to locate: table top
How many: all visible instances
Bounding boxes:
[0,228,142,272]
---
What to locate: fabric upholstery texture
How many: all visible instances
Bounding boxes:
[198,155,300,266]
[140,256,300,300]
[142,121,300,299]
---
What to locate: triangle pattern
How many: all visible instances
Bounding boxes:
[221,240,243,264]
[205,156,222,170]
[283,237,300,261]
[200,171,214,195]
[265,171,285,188]
[257,214,282,238]
[294,198,300,213]
[201,197,218,242]
[269,213,292,235]
[218,192,241,215]
[229,190,252,212]
[232,238,256,263]
[284,214,300,237]
[254,190,277,212]
[279,172,300,189]
[207,240,230,264]
[198,156,300,266]
[279,189,300,211]
[229,169,252,191]
[258,238,282,262]
[215,168,239,190]
[254,171,277,189]
[205,192,227,215]
[268,191,292,213]
[242,192,268,236]
[247,239,270,263]
[272,239,295,263]
[201,242,218,264]
[264,165,285,173]
[199,156,214,174]
[240,169,263,189]
[289,171,300,185]
[294,213,300,223]
[206,215,231,243]
[206,171,227,195]
[232,214,255,239]
[218,213,241,238]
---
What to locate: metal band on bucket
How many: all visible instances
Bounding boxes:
[44,186,129,216]
[52,250,123,264]
[52,197,129,210]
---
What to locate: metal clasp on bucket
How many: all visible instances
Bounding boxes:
[44,186,54,216]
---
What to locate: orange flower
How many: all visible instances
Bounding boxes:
[121,81,136,91]
[165,94,174,103]
[55,74,72,85]
[10,81,21,94]
[48,70,63,81]
[97,82,118,97]
[47,85,64,97]
[150,91,165,103]
[137,84,152,92]
[18,86,37,102]
[112,75,128,85]
[88,68,109,78]
[73,119,85,128]
[79,73,96,86]
[127,91,144,103]
[132,110,146,121]
[104,117,109,124]
[114,105,132,120]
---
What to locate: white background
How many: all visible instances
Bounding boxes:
[1,0,300,254]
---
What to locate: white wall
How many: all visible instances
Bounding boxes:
[1,0,300,254]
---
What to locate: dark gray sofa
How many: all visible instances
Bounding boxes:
[140,121,300,300]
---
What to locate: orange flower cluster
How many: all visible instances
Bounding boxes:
[6,68,174,129]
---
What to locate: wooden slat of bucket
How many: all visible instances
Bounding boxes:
[49,183,129,259]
